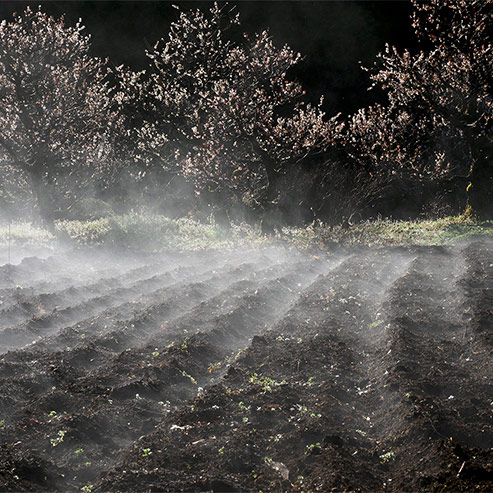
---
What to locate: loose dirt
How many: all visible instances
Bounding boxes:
[0,241,491,492]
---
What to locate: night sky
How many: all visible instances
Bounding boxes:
[0,1,417,116]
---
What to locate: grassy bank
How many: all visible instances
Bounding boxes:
[0,213,266,251]
[0,213,492,251]
[283,215,493,249]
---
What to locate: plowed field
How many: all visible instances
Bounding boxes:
[0,241,491,492]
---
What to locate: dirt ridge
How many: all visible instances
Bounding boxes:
[0,243,491,492]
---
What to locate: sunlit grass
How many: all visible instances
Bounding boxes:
[55,212,268,250]
[282,214,493,249]
[0,221,55,246]
[2,213,493,250]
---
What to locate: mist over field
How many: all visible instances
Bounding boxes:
[0,237,492,491]
[0,0,492,491]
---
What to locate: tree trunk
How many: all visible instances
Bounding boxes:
[465,137,493,219]
[260,153,283,235]
[29,168,55,232]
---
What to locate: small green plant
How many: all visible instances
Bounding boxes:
[75,448,84,455]
[305,442,321,455]
[379,451,395,463]
[181,337,190,350]
[50,430,66,447]
[296,404,308,414]
[218,447,224,456]
[0,420,4,426]
[49,410,57,416]
[84,462,91,467]
[181,370,196,384]
[238,401,251,411]
[250,373,286,392]
[81,484,93,492]
[208,362,222,373]
[306,376,315,386]
[355,429,367,436]
[142,448,152,457]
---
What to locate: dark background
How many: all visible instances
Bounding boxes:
[0,1,417,117]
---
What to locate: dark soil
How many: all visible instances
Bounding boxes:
[0,242,491,492]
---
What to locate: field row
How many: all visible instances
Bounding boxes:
[0,241,491,491]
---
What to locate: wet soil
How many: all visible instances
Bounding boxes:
[0,242,491,492]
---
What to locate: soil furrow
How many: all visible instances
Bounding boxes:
[0,244,491,493]
[0,250,280,354]
[0,256,335,489]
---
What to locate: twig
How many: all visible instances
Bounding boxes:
[457,460,466,478]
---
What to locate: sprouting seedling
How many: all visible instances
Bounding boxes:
[238,401,251,411]
[218,447,224,455]
[49,410,57,416]
[250,373,286,392]
[305,442,321,454]
[75,448,84,455]
[50,430,66,447]
[0,420,4,426]
[296,404,308,414]
[181,370,196,384]
[208,362,221,373]
[181,336,190,350]
[142,448,152,457]
[379,451,395,463]
[81,484,93,492]
[306,376,315,386]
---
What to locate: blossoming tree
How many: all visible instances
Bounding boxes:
[0,7,126,227]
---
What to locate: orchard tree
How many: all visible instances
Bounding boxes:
[350,0,492,217]
[117,3,337,224]
[0,7,126,228]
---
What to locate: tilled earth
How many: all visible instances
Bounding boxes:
[0,241,491,492]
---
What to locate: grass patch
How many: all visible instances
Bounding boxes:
[55,212,267,250]
[282,215,493,249]
[0,222,55,246]
[2,214,493,251]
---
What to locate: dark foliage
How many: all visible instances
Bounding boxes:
[115,4,339,229]
[0,7,129,227]
[341,0,492,219]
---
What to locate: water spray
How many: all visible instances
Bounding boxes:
[8,219,11,265]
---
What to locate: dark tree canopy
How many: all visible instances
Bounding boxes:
[344,0,492,218]
[117,3,338,221]
[0,1,490,227]
[0,7,127,227]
